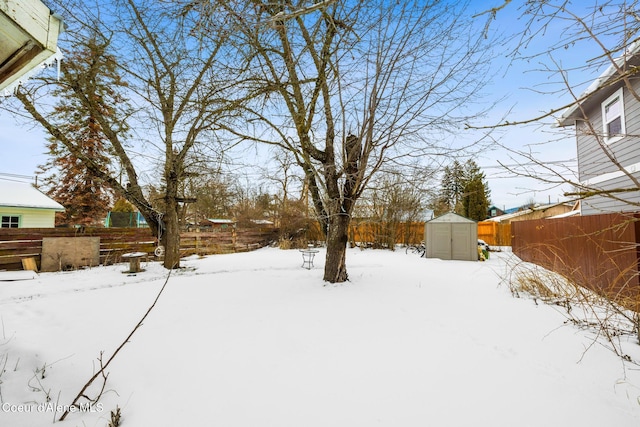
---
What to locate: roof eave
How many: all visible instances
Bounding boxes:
[0,1,64,94]
[556,40,640,128]
[1,203,65,211]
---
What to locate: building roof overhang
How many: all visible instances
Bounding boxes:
[0,0,63,94]
[556,41,640,127]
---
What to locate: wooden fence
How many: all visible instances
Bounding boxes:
[180,227,278,256]
[477,221,512,246]
[306,220,510,248]
[512,213,640,311]
[0,226,278,271]
[349,221,426,247]
[305,221,426,247]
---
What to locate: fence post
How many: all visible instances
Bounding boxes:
[232,226,237,251]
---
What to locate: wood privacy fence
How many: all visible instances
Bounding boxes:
[305,221,426,247]
[349,221,426,247]
[0,226,278,271]
[180,227,278,256]
[512,213,640,312]
[477,221,512,246]
[306,220,511,247]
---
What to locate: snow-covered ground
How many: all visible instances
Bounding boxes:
[0,247,639,426]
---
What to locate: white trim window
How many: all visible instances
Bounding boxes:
[601,87,625,144]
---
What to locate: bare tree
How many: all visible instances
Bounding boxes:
[5,0,245,268]
[356,168,431,248]
[476,1,640,351]
[218,0,495,282]
[261,148,311,238]
[478,1,640,212]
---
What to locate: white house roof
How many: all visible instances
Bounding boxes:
[0,180,65,210]
[557,41,640,127]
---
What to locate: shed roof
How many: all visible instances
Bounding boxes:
[426,212,475,224]
[0,180,65,210]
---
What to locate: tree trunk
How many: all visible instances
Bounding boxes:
[324,214,350,283]
[162,203,181,269]
[162,177,182,269]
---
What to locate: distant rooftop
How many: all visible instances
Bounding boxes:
[206,218,236,224]
[486,202,575,223]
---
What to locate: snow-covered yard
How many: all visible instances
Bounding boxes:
[0,247,639,426]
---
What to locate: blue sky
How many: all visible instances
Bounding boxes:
[461,0,603,209]
[0,1,608,209]
[0,113,50,181]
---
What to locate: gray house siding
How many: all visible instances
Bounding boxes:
[581,174,640,215]
[572,78,640,215]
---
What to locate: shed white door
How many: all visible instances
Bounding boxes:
[451,223,473,260]
[430,223,452,259]
[427,222,475,260]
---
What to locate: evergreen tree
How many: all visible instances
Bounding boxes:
[461,160,491,221]
[435,159,490,220]
[437,160,465,214]
[37,37,125,226]
[112,198,136,212]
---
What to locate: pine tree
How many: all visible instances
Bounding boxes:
[37,37,126,226]
[461,160,491,221]
[434,159,490,220]
[437,160,465,214]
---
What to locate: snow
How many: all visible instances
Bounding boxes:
[0,180,65,210]
[0,248,639,426]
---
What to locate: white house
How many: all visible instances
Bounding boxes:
[0,180,64,228]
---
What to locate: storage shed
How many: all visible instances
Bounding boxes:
[425,212,478,261]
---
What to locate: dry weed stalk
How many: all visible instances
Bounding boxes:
[108,406,122,427]
[504,253,639,364]
[59,268,173,421]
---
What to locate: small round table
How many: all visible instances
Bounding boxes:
[300,249,319,270]
[122,252,146,273]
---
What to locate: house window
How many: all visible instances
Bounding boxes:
[1,216,20,228]
[602,88,625,143]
